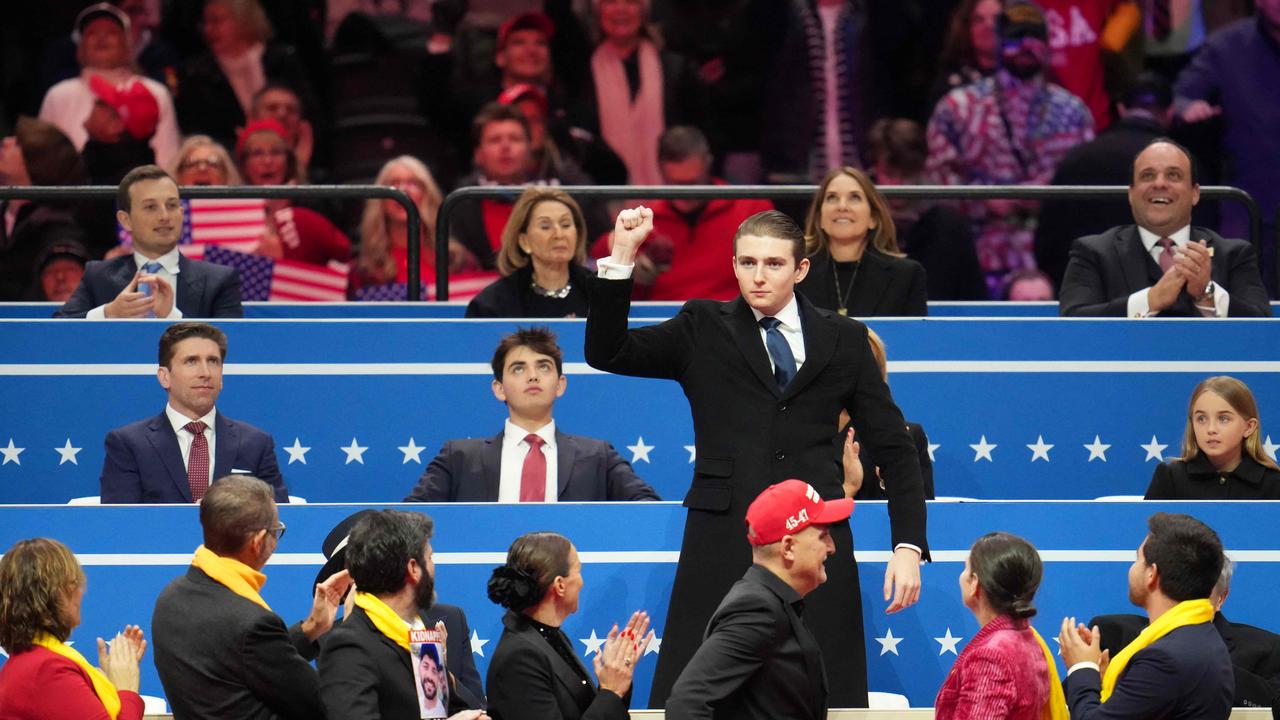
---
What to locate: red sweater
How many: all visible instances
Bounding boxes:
[0,646,144,720]
[934,615,1050,720]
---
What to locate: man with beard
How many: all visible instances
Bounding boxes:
[1058,512,1234,719]
[925,0,1094,297]
[318,510,488,720]
[152,474,352,720]
[1059,139,1270,317]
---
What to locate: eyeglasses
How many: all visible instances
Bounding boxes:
[265,521,286,540]
[179,157,224,171]
[246,148,288,160]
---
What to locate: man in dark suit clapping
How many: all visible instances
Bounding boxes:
[1058,139,1270,317]
[587,207,928,708]
[665,480,851,720]
[403,327,659,503]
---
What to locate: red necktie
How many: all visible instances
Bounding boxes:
[185,421,210,502]
[519,434,546,502]
[1156,237,1176,273]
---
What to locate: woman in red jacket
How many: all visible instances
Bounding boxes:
[935,532,1065,720]
[0,538,147,720]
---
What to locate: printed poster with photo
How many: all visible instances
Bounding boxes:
[410,626,449,718]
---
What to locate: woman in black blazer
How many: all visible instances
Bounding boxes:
[485,532,654,720]
[797,167,928,317]
[1146,376,1280,499]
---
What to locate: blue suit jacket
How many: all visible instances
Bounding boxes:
[100,410,287,503]
[403,430,660,502]
[53,253,244,318]
[1065,621,1234,720]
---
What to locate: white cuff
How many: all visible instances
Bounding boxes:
[1067,661,1100,676]
[893,543,924,561]
[597,258,634,280]
[86,304,108,320]
[166,305,183,319]
[1127,288,1154,318]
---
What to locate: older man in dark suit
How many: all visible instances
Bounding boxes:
[152,475,351,720]
[587,208,928,708]
[666,480,851,720]
[53,164,242,318]
[100,322,286,503]
[1059,512,1234,719]
[317,510,488,720]
[404,327,658,503]
[1059,139,1270,317]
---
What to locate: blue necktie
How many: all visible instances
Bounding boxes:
[760,317,797,390]
[140,261,162,318]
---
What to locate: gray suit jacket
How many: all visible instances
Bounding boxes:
[403,430,660,502]
[54,253,244,318]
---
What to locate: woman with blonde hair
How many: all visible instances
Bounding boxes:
[0,538,148,719]
[169,134,243,186]
[466,186,591,318]
[1146,376,1280,499]
[796,166,928,316]
[351,155,450,297]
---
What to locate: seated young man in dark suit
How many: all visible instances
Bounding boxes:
[99,322,288,503]
[152,475,351,720]
[317,510,488,720]
[403,327,659,502]
[1059,512,1234,719]
[1089,557,1280,708]
[1059,139,1270,318]
[54,164,243,318]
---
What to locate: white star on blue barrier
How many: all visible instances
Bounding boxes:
[579,629,607,656]
[927,442,940,462]
[876,628,903,656]
[470,629,489,657]
[1141,435,1168,462]
[1027,435,1054,462]
[684,445,696,463]
[399,438,425,464]
[1264,435,1279,461]
[54,438,82,466]
[1084,435,1111,462]
[341,438,368,465]
[645,636,662,655]
[284,438,310,465]
[627,437,654,464]
[969,436,996,463]
[934,628,963,656]
[1,439,24,466]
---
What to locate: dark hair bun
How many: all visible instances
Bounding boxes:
[487,565,540,611]
[1008,596,1037,619]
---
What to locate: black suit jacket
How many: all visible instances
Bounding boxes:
[423,603,486,709]
[665,565,827,720]
[54,253,244,318]
[585,278,927,707]
[796,247,929,317]
[1064,621,1233,720]
[1092,612,1276,707]
[403,430,660,502]
[1058,225,1271,317]
[854,422,935,500]
[100,410,287,503]
[1145,453,1280,499]
[318,605,478,720]
[486,611,629,720]
[152,566,324,720]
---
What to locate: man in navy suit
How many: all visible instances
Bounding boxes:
[100,322,287,503]
[403,327,659,502]
[53,164,243,318]
[1060,512,1234,719]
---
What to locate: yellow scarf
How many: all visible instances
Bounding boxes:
[352,591,414,651]
[1101,598,1215,701]
[32,632,122,720]
[1030,627,1069,720]
[190,545,271,611]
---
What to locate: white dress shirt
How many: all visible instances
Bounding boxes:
[166,404,217,487]
[86,248,184,320]
[748,295,807,372]
[1127,225,1229,318]
[497,419,558,503]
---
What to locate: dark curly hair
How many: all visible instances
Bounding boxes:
[487,532,572,612]
[0,538,86,654]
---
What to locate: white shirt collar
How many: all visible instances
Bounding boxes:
[749,294,802,331]
[1137,224,1192,252]
[166,404,217,434]
[504,418,556,448]
[135,246,182,274]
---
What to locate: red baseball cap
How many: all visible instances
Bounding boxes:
[745,480,853,546]
[497,12,554,50]
[88,75,159,141]
[236,117,293,157]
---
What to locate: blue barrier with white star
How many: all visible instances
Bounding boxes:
[0,502,1276,708]
[1,319,1279,502]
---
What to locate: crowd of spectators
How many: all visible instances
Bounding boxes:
[0,0,1277,307]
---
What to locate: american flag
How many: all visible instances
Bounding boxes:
[118,198,268,251]
[354,272,498,302]
[187,245,350,301]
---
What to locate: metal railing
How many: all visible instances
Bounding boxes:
[0,184,424,298]
[435,184,1261,301]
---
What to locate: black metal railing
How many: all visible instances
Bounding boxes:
[435,184,1261,301]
